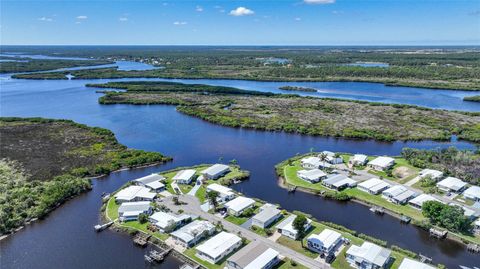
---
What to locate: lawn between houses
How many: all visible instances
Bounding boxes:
[102,163,438,269]
[277,153,480,245]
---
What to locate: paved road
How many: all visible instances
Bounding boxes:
[163,195,331,269]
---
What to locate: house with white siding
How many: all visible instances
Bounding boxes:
[464,186,480,201]
[275,214,312,240]
[134,174,166,192]
[173,169,197,184]
[398,258,435,269]
[307,229,343,255]
[149,211,191,232]
[320,151,344,164]
[252,204,282,229]
[300,156,332,170]
[118,201,152,222]
[322,174,356,190]
[409,194,440,210]
[225,196,256,216]
[350,154,369,166]
[346,242,391,269]
[206,183,236,202]
[201,164,231,180]
[367,157,395,171]
[196,232,242,264]
[436,177,467,193]
[357,178,391,195]
[227,242,280,269]
[297,169,327,183]
[382,185,417,205]
[114,185,156,202]
[418,169,443,181]
[170,220,216,248]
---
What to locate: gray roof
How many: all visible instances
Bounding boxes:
[227,242,271,268]
[118,201,151,214]
[202,164,230,176]
[393,190,417,202]
[323,174,356,188]
[135,174,165,185]
[275,215,296,230]
[253,206,281,223]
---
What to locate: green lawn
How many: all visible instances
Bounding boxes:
[274,259,309,269]
[106,197,119,220]
[283,160,330,192]
[195,185,207,203]
[183,242,247,269]
[225,215,249,225]
[367,157,420,182]
[277,236,319,259]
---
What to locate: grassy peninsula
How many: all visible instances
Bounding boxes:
[0,117,171,235]
[464,95,480,102]
[10,47,480,91]
[0,58,113,73]
[89,81,480,142]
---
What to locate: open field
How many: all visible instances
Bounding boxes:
[0,117,171,235]
[90,81,480,142]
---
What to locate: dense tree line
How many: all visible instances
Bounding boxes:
[402,147,480,184]
[422,201,473,234]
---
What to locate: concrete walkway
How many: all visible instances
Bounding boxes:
[405,176,422,187]
[162,195,331,269]
[187,180,202,196]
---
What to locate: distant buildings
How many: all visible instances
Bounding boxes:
[170,220,216,248]
[276,214,312,240]
[196,231,242,264]
[134,174,166,192]
[322,174,356,190]
[358,178,391,195]
[201,164,231,180]
[252,204,282,229]
[367,157,395,171]
[114,185,156,202]
[149,211,191,233]
[346,242,391,269]
[118,201,152,221]
[227,242,280,269]
[306,229,343,255]
[173,169,197,184]
[297,169,327,183]
[225,196,256,216]
[436,177,467,193]
[207,183,236,202]
[464,186,480,201]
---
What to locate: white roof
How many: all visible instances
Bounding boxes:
[419,169,443,179]
[145,181,165,190]
[352,154,368,162]
[253,206,281,223]
[383,185,408,197]
[321,151,336,157]
[323,174,356,188]
[115,185,156,201]
[149,211,188,229]
[301,157,332,168]
[346,242,391,267]
[368,156,395,168]
[118,201,151,215]
[244,248,279,269]
[196,232,241,259]
[437,177,467,192]
[207,183,234,196]
[276,215,312,234]
[308,229,342,250]
[201,164,230,176]
[171,220,215,243]
[298,169,326,180]
[134,174,165,185]
[464,186,480,199]
[409,194,438,207]
[225,196,255,212]
[358,178,390,192]
[398,258,435,269]
[172,169,196,181]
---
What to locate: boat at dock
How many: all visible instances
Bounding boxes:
[94,221,113,232]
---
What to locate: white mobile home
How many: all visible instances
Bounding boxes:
[275,214,312,240]
[224,196,255,216]
[196,232,242,264]
[367,157,395,171]
[436,177,467,193]
[408,194,439,210]
[346,242,391,269]
[134,174,166,192]
[252,204,282,229]
[382,185,417,204]
[307,229,343,255]
[297,169,327,183]
[418,169,443,181]
[114,185,156,203]
[227,242,280,269]
[464,186,480,201]
[118,201,152,222]
[201,164,231,180]
[149,211,191,232]
[322,174,356,190]
[357,178,391,195]
[206,183,236,202]
[320,151,344,164]
[300,156,332,170]
[398,258,435,269]
[350,154,368,166]
[170,220,216,248]
[173,169,197,184]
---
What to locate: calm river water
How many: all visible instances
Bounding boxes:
[0,60,479,269]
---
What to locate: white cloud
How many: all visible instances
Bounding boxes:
[76,15,88,20]
[304,0,335,4]
[196,5,203,12]
[173,21,187,25]
[119,17,128,22]
[294,17,301,21]
[229,7,254,16]
[38,16,54,22]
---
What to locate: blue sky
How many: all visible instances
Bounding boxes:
[1,0,479,45]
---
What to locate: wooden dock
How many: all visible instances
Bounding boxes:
[400,216,411,224]
[133,233,150,247]
[419,253,433,263]
[429,228,447,239]
[144,247,173,263]
[369,206,385,215]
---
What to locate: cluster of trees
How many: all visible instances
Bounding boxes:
[0,58,112,73]
[402,147,480,185]
[0,159,91,234]
[422,201,473,234]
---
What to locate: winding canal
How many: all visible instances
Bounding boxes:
[0,59,479,268]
